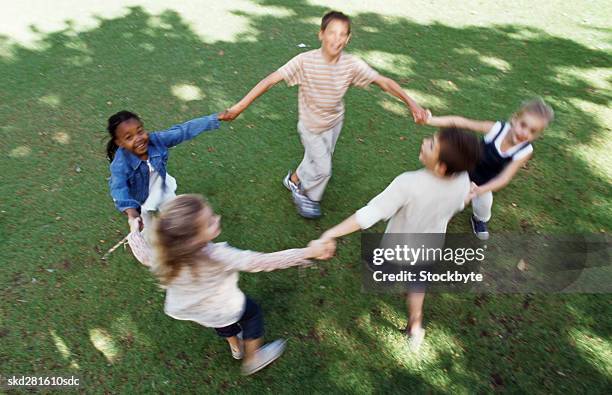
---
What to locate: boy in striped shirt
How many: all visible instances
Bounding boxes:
[225,11,427,218]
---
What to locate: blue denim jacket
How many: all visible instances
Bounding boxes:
[109,113,220,212]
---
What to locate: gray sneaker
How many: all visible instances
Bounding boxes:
[283,170,299,192]
[241,339,287,375]
[283,171,322,219]
[292,189,322,219]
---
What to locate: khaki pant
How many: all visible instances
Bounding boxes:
[296,120,343,202]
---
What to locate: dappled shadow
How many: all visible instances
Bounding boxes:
[1,0,611,392]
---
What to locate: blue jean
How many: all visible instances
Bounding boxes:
[214,297,264,340]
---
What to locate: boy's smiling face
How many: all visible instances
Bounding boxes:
[319,19,351,58]
[115,118,149,159]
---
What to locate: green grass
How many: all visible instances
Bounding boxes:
[1,0,611,393]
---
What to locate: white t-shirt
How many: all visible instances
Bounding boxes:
[356,169,470,233]
[484,121,533,162]
[141,160,177,212]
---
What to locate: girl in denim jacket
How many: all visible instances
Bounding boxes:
[106,110,229,231]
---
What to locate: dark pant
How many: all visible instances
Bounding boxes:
[214,297,264,340]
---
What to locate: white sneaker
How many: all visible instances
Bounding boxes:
[241,339,287,375]
[407,328,426,353]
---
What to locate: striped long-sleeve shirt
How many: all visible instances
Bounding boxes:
[127,231,310,327]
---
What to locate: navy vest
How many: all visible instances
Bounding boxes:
[469,121,530,186]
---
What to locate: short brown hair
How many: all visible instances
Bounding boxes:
[437,127,481,176]
[321,11,351,34]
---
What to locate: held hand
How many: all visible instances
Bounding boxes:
[217,110,231,121]
[220,105,242,121]
[411,104,429,124]
[471,182,483,196]
[464,182,480,205]
[423,109,433,125]
[307,238,336,260]
[128,216,143,233]
[321,238,337,259]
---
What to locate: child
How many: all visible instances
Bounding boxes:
[319,128,481,351]
[424,98,554,240]
[106,110,229,232]
[224,10,428,219]
[126,194,334,375]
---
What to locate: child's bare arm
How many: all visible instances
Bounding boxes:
[225,71,284,120]
[323,173,408,240]
[321,214,362,240]
[426,113,494,133]
[474,154,532,194]
[373,75,428,123]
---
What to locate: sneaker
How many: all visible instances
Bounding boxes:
[407,327,426,353]
[282,170,322,219]
[282,170,300,192]
[292,189,322,219]
[241,339,287,375]
[470,216,490,240]
[230,332,244,360]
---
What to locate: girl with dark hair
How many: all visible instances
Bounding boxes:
[106,110,229,232]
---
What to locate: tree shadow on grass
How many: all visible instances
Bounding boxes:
[1,1,611,392]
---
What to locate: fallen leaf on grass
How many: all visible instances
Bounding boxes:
[517,259,528,271]
[520,219,531,231]
[490,372,504,388]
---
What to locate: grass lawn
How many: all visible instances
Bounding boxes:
[1,0,610,393]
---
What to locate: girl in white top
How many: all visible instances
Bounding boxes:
[425,98,554,240]
[127,194,333,375]
[320,128,482,352]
